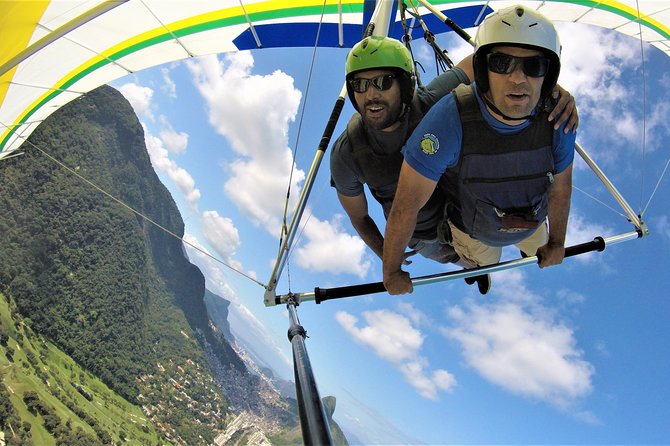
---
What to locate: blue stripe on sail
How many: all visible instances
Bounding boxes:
[231,5,491,50]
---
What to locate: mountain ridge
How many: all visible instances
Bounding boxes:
[0,85,302,443]
[0,84,347,444]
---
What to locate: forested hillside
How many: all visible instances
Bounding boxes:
[0,291,166,444]
[0,85,300,443]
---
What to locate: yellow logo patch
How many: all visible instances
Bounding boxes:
[420,133,439,155]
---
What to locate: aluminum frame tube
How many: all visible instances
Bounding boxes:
[575,142,646,233]
[264,0,398,306]
[264,88,346,306]
[276,231,640,304]
[415,0,475,45]
[0,1,128,77]
[287,301,333,445]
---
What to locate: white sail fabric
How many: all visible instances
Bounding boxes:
[1,0,669,158]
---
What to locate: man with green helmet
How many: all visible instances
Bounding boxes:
[383,5,576,295]
[330,32,576,294]
[331,36,470,277]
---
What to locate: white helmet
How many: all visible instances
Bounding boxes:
[473,5,561,98]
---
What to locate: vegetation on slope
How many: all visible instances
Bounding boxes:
[0,86,231,443]
[0,291,164,445]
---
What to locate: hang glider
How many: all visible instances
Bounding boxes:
[2,2,668,444]
[1,0,667,300]
[2,0,669,160]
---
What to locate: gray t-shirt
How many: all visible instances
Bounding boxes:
[330,66,470,197]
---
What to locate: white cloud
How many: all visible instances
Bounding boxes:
[336,310,423,363]
[396,301,431,328]
[201,210,241,268]
[159,116,189,155]
[143,123,200,212]
[557,23,646,161]
[160,66,177,98]
[185,52,372,280]
[223,154,303,235]
[442,270,594,410]
[118,82,154,120]
[336,310,456,400]
[186,52,304,235]
[293,214,371,277]
[398,360,457,401]
[653,215,670,242]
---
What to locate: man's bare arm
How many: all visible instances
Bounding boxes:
[456,54,474,82]
[538,163,573,268]
[383,162,438,294]
[338,192,385,259]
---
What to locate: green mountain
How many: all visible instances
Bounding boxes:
[0,291,164,444]
[0,84,347,445]
[0,85,299,443]
[203,289,235,343]
[267,396,349,445]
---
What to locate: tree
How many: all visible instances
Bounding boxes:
[0,384,17,427]
[22,391,41,414]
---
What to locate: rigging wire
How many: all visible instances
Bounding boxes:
[278,0,329,292]
[12,132,266,288]
[139,0,195,57]
[398,2,422,86]
[634,0,648,217]
[573,185,628,220]
[642,157,670,217]
[404,0,455,78]
[284,178,330,269]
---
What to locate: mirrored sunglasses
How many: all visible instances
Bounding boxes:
[486,53,550,78]
[349,74,396,94]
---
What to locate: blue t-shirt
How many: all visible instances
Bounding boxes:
[402,84,576,181]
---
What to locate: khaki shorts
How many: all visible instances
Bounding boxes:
[448,220,548,267]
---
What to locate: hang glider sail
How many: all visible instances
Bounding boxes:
[2,1,669,161]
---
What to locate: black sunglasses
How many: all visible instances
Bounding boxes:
[349,74,396,93]
[486,53,550,78]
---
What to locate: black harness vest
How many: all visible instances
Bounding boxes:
[439,84,555,246]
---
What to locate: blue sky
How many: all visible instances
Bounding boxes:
[111,21,669,445]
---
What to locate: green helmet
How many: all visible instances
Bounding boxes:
[345,36,416,111]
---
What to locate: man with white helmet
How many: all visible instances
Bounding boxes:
[382,5,576,295]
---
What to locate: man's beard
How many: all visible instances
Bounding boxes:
[363,99,404,130]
